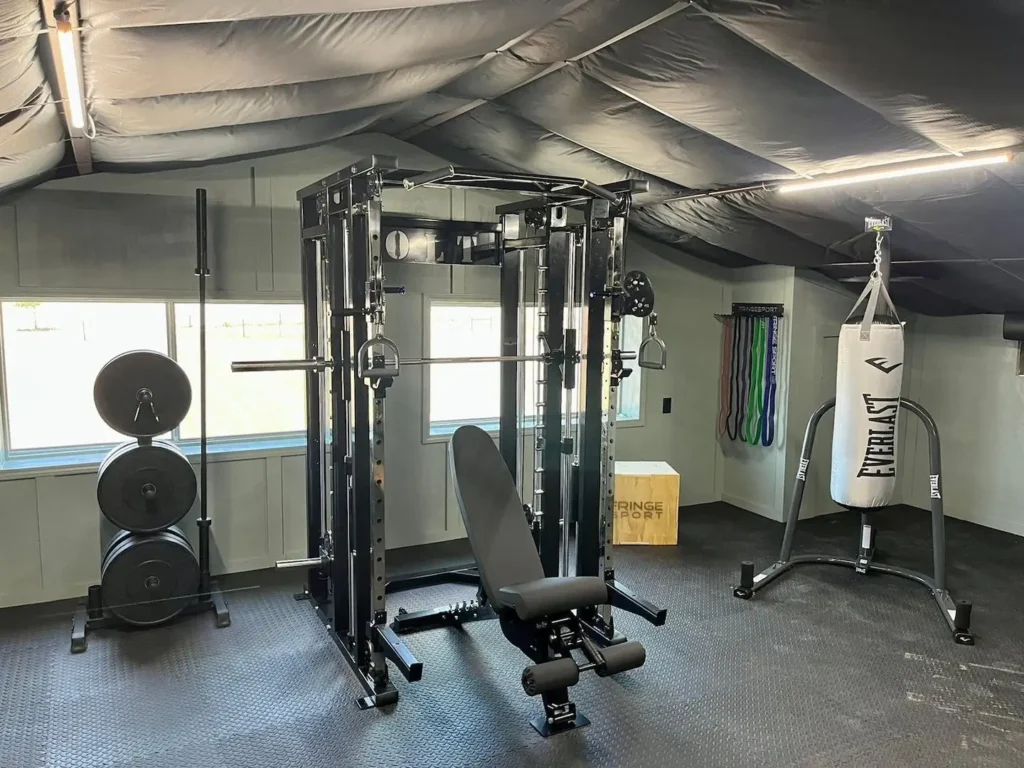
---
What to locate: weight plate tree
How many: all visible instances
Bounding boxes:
[97,439,197,533]
[71,190,230,652]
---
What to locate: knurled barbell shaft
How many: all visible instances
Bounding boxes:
[232,351,637,373]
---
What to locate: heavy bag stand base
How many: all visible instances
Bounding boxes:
[732,396,974,645]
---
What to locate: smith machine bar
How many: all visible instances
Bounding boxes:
[233,156,668,708]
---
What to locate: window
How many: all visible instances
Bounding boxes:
[1,301,168,451]
[427,300,643,435]
[174,304,306,439]
[0,299,304,468]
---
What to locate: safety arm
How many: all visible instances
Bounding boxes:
[605,580,667,626]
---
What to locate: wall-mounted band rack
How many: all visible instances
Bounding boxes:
[715,304,784,447]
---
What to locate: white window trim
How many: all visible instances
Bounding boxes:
[0,296,307,476]
[420,295,646,446]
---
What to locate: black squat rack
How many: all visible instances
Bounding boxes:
[232,156,669,708]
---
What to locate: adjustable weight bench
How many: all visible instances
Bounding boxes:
[450,425,664,736]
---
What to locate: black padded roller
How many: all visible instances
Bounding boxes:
[521,658,580,696]
[597,641,646,677]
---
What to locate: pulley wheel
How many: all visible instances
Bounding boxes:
[623,270,655,318]
[101,527,199,627]
[94,350,192,438]
[97,440,197,533]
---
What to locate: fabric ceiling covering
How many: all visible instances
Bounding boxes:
[4,0,1024,315]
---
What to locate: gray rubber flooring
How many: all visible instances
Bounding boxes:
[2,502,1024,768]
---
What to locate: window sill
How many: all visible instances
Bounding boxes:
[0,434,306,480]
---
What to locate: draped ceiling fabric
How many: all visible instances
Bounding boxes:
[3,0,1024,314]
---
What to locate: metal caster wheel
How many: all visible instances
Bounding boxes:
[733,586,753,600]
[954,631,975,646]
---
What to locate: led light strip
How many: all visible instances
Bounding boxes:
[778,151,1013,194]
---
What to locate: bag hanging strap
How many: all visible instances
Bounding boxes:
[846,230,901,340]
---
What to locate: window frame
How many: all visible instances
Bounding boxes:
[421,295,646,445]
[0,296,306,476]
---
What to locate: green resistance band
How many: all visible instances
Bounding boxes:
[744,318,767,445]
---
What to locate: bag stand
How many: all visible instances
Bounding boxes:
[732,396,974,645]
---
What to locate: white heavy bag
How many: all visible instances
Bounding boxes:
[830,277,904,508]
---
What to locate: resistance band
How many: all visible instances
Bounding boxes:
[744,318,766,445]
[731,316,751,440]
[727,315,742,440]
[717,317,734,437]
[760,317,779,447]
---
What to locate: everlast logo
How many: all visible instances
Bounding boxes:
[857,394,898,478]
[930,474,941,499]
[616,501,664,520]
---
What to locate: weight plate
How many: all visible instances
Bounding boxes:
[94,350,192,438]
[101,527,199,626]
[97,440,197,533]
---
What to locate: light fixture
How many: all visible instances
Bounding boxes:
[777,151,1014,194]
[54,3,86,130]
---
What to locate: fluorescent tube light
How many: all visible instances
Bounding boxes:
[778,151,1013,194]
[55,15,86,130]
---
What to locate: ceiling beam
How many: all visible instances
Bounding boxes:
[41,0,93,175]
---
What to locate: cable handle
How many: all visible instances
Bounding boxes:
[638,312,667,370]
[357,334,400,380]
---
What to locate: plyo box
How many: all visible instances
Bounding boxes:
[612,461,679,546]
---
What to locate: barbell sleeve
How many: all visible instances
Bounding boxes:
[232,359,327,373]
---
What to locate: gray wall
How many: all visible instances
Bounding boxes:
[899,314,1024,537]
[0,135,731,608]
[718,267,852,522]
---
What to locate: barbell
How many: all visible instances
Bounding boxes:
[232,350,638,375]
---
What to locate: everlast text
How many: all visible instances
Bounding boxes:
[857,394,898,478]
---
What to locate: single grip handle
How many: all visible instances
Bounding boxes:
[637,312,667,371]
[357,335,401,380]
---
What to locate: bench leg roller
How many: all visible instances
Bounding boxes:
[596,641,646,677]
[522,658,580,696]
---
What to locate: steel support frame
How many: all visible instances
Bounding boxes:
[576,199,628,642]
[296,161,409,707]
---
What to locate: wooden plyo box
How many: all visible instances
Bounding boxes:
[613,461,679,546]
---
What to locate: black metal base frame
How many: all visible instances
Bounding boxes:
[531,711,590,737]
[295,590,422,709]
[733,396,974,645]
[70,581,231,654]
[387,566,498,636]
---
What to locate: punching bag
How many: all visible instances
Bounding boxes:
[830,276,904,508]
